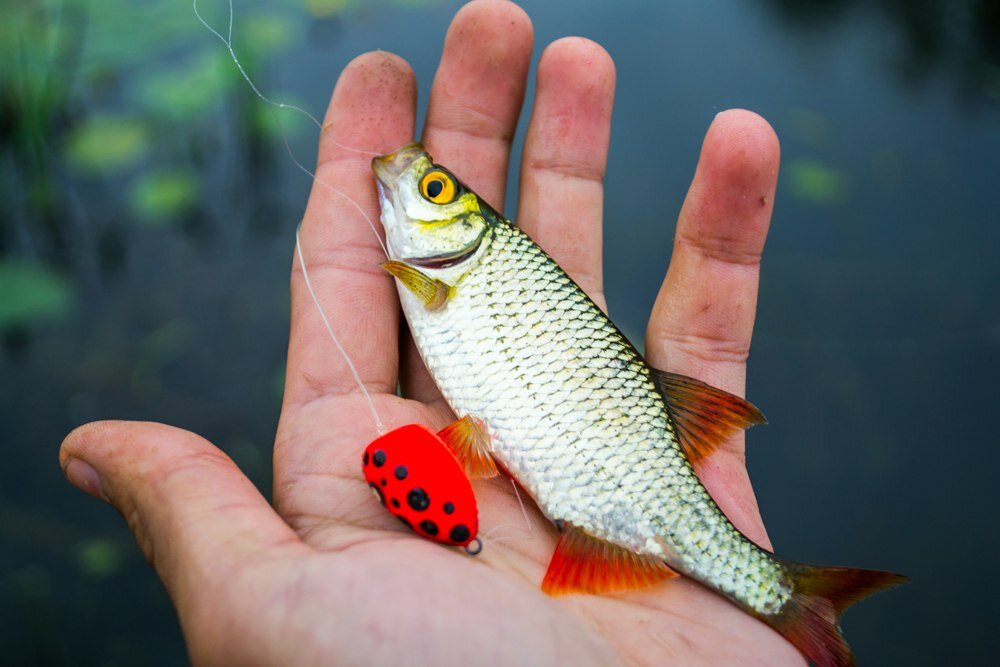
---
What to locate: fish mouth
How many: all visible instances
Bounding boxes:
[372,142,427,187]
[403,225,486,270]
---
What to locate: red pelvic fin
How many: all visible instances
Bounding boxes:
[768,564,908,667]
[652,369,766,462]
[437,416,499,479]
[541,525,678,596]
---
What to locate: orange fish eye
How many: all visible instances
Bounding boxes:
[419,170,457,204]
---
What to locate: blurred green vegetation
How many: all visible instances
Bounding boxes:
[67,116,150,173]
[0,261,73,330]
[1,0,329,272]
[786,158,850,205]
[130,170,200,224]
[1,0,443,284]
[76,537,125,579]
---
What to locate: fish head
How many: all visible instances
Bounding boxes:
[372,143,490,271]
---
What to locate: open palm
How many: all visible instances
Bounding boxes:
[61,1,800,665]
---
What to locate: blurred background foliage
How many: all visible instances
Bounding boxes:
[1,0,998,664]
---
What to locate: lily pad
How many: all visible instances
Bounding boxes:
[67,115,148,173]
[241,12,297,53]
[786,158,849,205]
[130,170,199,224]
[0,260,73,330]
[76,538,124,579]
[305,0,350,17]
[136,52,234,120]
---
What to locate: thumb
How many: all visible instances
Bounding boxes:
[59,421,307,617]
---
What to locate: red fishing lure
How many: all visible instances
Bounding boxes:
[362,422,486,554]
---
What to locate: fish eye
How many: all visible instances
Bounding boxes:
[419,169,458,204]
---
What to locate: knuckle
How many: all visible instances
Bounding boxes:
[149,449,235,491]
[527,154,605,184]
[654,328,751,366]
[675,230,763,267]
[431,112,514,148]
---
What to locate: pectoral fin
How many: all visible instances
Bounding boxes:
[381,260,452,311]
[542,525,677,596]
[652,369,766,463]
[437,416,498,479]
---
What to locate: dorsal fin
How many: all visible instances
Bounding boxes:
[437,416,498,479]
[541,525,677,596]
[652,369,766,463]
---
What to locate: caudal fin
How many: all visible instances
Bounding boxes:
[767,564,907,667]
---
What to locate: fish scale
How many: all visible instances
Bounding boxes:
[398,214,791,616]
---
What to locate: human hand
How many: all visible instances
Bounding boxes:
[60,1,797,664]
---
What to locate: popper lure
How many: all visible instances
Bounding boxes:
[362,417,498,554]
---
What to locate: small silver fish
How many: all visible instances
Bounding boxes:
[373,143,905,667]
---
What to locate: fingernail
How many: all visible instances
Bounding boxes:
[64,457,108,502]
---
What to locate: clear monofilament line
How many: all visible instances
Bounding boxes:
[194,0,324,129]
[192,0,391,260]
[279,132,390,259]
[478,522,532,547]
[194,0,392,436]
[296,226,386,435]
[510,478,534,536]
[472,480,538,547]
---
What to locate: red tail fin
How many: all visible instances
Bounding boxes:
[767,564,907,667]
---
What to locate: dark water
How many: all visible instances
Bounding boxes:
[2,0,997,664]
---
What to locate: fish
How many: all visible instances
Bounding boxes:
[371,142,905,667]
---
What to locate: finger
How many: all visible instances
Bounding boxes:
[422,0,533,208]
[645,109,780,547]
[518,37,615,309]
[60,421,306,617]
[285,52,416,408]
[402,0,533,403]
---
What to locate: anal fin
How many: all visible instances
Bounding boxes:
[541,525,678,596]
[653,369,766,463]
[381,260,452,311]
[437,416,498,479]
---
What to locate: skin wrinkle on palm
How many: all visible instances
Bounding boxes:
[59,1,796,664]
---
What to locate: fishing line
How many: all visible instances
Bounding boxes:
[296,225,386,433]
[192,0,379,151]
[477,522,533,547]
[475,481,536,546]
[199,2,535,553]
[192,0,391,260]
[510,479,534,536]
[194,0,323,129]
[194,0,392,433]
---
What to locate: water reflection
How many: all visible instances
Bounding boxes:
[759,0,1000,101]
[1,0,996,664]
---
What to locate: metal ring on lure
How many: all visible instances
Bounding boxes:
[362,424,480,550]
[464,537,483,556]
